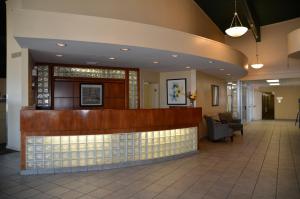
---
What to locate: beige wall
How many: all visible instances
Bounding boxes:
[259,86,300,120]
[226,18,300,80]
[159,70,194,108]
[196,71,227,138]
[21,0,224,42]
[0,78,6,96]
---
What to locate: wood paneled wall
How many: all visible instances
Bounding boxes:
[53,79,126,109]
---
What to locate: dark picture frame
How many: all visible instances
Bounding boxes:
[167,78,187,105]
[80,83,103,106]
[211,85,219,106]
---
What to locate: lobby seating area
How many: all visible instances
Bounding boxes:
[0,121,299,199]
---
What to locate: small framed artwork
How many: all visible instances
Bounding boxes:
[167,78,187,105]
[80,83,103,106]
[211,85,219,106]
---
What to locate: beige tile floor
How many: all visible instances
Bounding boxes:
[0,121,299,199]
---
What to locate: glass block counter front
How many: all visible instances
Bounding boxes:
[25,127,197,174]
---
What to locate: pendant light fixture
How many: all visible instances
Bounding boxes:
[251,42,264,69]
[225,0,248,37]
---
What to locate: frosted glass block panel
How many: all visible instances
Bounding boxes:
[62,152,69,159]
[44,137,52,144]
[53,152,60,160]
[70,136,78,143]
[35,137,43,144]
[61,144,69,152]
[53,145,60,152]
[25,127,197,171]
[52,137,60,144]
[79,151,86,158]
[27,137,34,144]
[104,135,111,142]
[53,161,61,168]
[27,145,34,152]
[95,135,103,142]
[44,153,52,160]
[71,160,78,167]
[79,144,86,151]
[79,159,86,166]
[78,136,86,143]
[95,143,103,150]
[87,135,95,143]
[88,159,95,166]
[70,144,78,151]
[27,153,34,160]
[61,136,69,144]
[87,151,95,158]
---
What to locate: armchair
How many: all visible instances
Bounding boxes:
[218,112,243,135]
[204,115,234,141]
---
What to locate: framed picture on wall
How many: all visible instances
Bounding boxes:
[80,83,103,106]
[211,85,219,106]
[167,78,187,105]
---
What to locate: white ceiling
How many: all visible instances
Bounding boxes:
[16,37,247,80]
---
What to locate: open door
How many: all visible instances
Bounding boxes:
[262,92,274,120]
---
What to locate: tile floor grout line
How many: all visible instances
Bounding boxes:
[287,124,300,192]
[250,122,275,199]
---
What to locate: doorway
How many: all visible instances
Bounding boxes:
[143,82,159,108]
[262,92,274,120]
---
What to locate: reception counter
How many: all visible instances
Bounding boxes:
[20,107,202,174]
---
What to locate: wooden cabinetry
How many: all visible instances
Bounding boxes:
[32,64,139,109]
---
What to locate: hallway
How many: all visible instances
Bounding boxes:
[0,121,299,199]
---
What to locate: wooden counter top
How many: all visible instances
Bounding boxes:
[21,107,202,136]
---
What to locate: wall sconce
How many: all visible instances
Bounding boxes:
[276,97,283,103]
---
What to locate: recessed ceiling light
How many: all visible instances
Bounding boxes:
[226,73,231,76]
[185,66,191,69]
[232,83,237,86]
[56,42,66,47]
[227,82,232,85]
[56,54,63,57]
[109,57,116,60]
[269,83,280,86]
[120,48,130,51]
[219,68,224,71]
[209,60,214,64]
[153,61,159,64]
[171,54,178,58]
[266,79,279,83]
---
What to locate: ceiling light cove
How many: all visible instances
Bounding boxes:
[266,79,279,83]
[269,83,280,86]
[56,42,67,47]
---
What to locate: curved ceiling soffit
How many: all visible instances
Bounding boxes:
[13,8,248,77]
[288,28,300,59]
